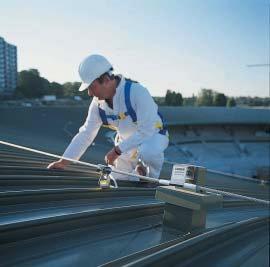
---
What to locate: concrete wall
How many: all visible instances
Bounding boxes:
[160,106,270,126]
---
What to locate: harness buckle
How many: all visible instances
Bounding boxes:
[119,112,126,120]
[155,121,163,129]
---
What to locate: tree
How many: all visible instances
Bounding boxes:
[196,89,214,106]
[213,93,227,106]
[153,97,165,105]
[165,89,183,106]
[49,82,64,97]
[13,89,24,99]
[62,82,89,99]
[62,82,81,97]
[16,69,49,98]
[40,77,50,95]
[28,69,40,76]
[227,97,236,107]
[165,89,173,105]
[183,94,197,106]
[175,91,183,106]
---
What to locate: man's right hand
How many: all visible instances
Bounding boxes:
[47,159,69,170]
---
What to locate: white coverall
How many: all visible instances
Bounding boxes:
[62,75,169,180]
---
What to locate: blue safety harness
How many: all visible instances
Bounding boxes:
[98,80,167,135]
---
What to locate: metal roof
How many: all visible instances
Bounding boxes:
[0,106,269,266]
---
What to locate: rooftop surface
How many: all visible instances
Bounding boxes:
[0,106,269,266]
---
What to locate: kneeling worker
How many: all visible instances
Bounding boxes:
[47,54,169,180]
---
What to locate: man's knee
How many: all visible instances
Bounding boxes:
[139,147,157,162]
[138,134,168,162]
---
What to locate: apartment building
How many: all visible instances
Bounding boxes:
[0,36,17,95]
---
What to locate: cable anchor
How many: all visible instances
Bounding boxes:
[97,164,118,189]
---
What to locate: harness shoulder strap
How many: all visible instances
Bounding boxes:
[124,80,137,123]
[98,106,109,125]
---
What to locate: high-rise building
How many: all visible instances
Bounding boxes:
[0,36,17,95]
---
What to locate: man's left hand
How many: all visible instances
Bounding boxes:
[105,147,120,165]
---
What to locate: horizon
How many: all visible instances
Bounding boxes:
[0,0,269,97]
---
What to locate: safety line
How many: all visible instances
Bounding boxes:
[198,186,269,205]
[0,140,162,183]
[0,140,269,206]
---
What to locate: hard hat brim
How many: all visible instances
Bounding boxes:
[78,82,90,92]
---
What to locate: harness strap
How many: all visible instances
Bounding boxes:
[98,80,136,126]
[98,107,109,125]
[124,80,137,122]
[157,111,168,135]
[98,107,130,125]
[98,80,168,136]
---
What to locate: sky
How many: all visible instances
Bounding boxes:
[0,0,269,97]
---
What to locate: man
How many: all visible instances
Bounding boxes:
[48,54,169,180]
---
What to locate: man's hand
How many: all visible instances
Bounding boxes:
[47,159,70,170]
[105,146,121,165]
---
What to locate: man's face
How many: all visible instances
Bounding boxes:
[87,79,108,100]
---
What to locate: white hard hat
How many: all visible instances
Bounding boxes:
[78,54,113,91]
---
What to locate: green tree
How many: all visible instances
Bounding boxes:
[165,89,173,105]
[62,82,81,97]
[227,97,236,107]
[16,69,49,98]
[183,94,196,106]
[175,92,183,106]
[40,77,50,95]
[165,89,183,106]
[13,89,24,99]
[28,69,40,76]
[153,97,165,105]
[196,89,214,106]
[213,93,227,106]
[49,82,64,97]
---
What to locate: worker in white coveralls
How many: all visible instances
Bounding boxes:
[47,54,169,180]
